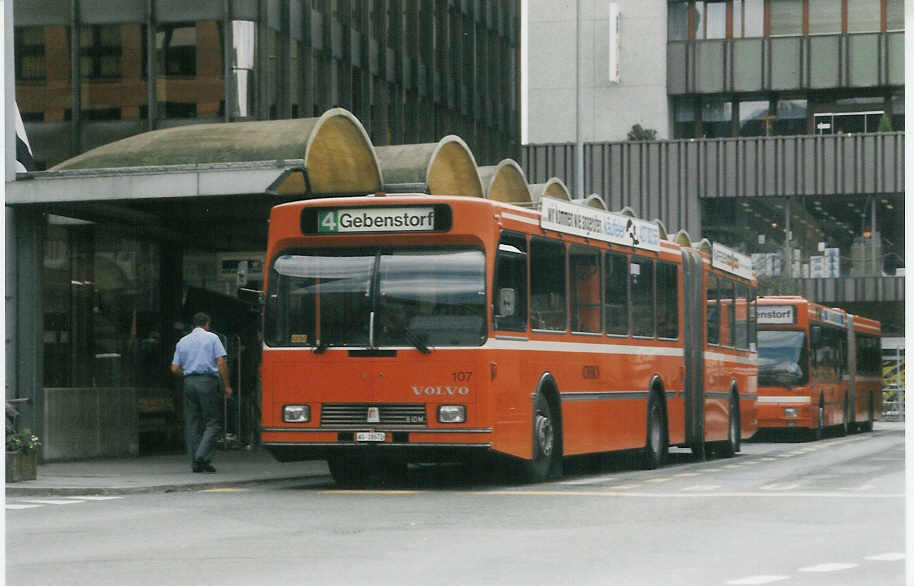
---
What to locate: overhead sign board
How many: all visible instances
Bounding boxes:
[539,197,660,251]
[712,242,753,280]
[820,308,846,328]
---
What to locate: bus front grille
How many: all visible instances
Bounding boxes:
[320,403,427,426]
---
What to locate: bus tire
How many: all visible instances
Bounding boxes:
[640,391,667,470]
[524,391,557,483]
[719,393,740,458]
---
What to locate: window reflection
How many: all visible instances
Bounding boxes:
[81,24,148,121]
[705,2,727,39]
[701,99,732,138]
[739,100,771,136]
[43,216,163,389]
[156,21,224,119]
[775,99,807,135]
[232,20,256,119]
[769,0,803,36]
[808,0,842,35]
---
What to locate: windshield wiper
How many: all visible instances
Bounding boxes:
[404,329,431,354]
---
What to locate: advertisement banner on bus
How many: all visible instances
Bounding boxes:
[540,197,660,251]
[712,242,753,280]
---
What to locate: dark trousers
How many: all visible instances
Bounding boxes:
[183,375,223,465]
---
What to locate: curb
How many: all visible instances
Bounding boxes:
[6,473,330,497]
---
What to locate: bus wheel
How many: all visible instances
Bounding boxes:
[719,394,740,458]
[640,392,667,470]
[524,391,556,483]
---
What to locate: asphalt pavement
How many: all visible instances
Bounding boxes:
[5,445,330,496]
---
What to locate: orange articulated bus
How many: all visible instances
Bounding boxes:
[756,296,881,438]
[260,194,757,485]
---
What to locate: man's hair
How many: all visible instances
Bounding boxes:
[192,312,211,327]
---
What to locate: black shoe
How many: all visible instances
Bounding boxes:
[199,460,216,473]
[192,460,203,473]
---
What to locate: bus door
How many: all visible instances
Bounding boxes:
[680,248,705,457]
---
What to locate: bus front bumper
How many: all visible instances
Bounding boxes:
[756,396,814,429]
[261,427,493,462]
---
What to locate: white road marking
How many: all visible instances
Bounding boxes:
[675,472,701,477]
[798,562,859,572]
[20,499,86,505]
[726,575,790,584]
[645,477,672,484]
[682,485,721,491]
[864,553,905,561]
[606,484,641,490]
[62,496,124,501]
[560,475,617,486]
[6,504,42,510]
[761,483,799,491]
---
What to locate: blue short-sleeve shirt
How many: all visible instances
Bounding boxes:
[172,327,227,375]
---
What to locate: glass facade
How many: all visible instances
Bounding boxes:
[701,195,904,289]
[43,216,164,389]
[15,0,522,169]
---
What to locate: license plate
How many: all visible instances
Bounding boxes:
[355,431,386,442]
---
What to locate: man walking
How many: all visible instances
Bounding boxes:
[171,312,233,473]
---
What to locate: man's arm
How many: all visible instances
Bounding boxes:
[217,356,233,397]
[170,363,182,376]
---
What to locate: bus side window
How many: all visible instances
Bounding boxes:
[570,245,601,333]
[722,278,735,347]
[630,256,654,338]
[706,273,720,345]
[530,238,567,331]
[494,232,527,331]
[734,283,749,349]
[657,261,678,339]
[604,251,628,335]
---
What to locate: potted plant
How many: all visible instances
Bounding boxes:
[6,401,40,482]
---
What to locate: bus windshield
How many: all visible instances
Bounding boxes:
[265,246,486,349]
[757,330,808,387]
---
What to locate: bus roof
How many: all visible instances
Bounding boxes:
[271,193,755,281]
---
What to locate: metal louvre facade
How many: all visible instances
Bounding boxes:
[522,132,904,236]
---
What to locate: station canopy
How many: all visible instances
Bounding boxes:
[53,108,383,197]
[529,177,571,205]
[478,159,531,205]
[375,135,484,197]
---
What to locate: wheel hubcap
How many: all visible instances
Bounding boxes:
[535,413,553,457]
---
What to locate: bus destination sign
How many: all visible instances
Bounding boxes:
[539,197,660,251]
[757,305,796,325]
[317,206,437,233]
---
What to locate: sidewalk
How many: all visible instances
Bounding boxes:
[5,446,330,497]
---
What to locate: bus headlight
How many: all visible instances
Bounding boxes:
[784,407,798,418]
[438,405,466,424]
[283,405,311,423]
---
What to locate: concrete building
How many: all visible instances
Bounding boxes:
[523,0,904,342]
